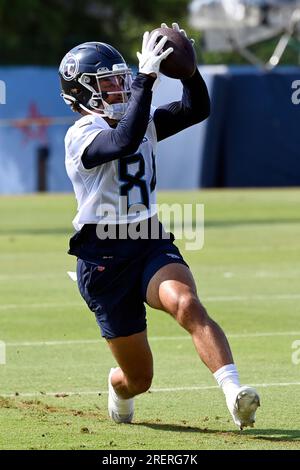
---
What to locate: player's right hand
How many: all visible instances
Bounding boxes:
[137,31,173,77]
[161,22,195,46]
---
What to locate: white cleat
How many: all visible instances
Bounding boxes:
[227,385,260,430]
[108,367,134,424]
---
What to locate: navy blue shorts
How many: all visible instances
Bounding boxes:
[73,224,188,339]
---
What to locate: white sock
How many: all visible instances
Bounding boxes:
[213,364,240,397]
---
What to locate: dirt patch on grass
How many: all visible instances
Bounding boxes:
[0,396,105,420]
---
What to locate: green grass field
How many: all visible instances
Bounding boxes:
[1,189,300,450]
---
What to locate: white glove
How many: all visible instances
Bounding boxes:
[137,31,174,76]
[161,22,195,46]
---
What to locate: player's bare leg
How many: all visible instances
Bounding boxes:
[146,263,233,371]
[106,329,153,423]
[146,263,260,429]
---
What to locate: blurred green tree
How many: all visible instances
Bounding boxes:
[0,0,297,65]
[0,0,190,65]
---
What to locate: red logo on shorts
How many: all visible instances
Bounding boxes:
[97,266,106,272]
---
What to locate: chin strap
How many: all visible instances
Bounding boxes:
[102,101,129,120]
[79,101,128,121]
[61,92,129,121]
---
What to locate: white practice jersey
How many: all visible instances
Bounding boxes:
[65,109,158,231]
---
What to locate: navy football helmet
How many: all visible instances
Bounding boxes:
[59,42,132,120]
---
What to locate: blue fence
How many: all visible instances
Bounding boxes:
[0,67,74,193]
[201,66,300,187]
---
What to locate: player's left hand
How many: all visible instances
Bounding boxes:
[161,22,195,46]
[137,30,174,77]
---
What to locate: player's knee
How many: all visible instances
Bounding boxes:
[176,293,209,331]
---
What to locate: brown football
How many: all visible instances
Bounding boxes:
[150,27,196,79]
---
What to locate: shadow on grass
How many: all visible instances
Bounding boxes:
[244,429,300,442]
[0,227,72,236]
[134,422,300,442]
[205,218,300,229]
[133,422,236,436]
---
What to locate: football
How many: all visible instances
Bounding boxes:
[150,27,196,79]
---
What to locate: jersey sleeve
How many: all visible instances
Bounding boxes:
[65,116,105,171]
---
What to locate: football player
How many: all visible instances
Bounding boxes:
[59,23,260,429]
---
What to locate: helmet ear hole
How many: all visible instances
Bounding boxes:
[70,87,80,94]
[67,88,84,113]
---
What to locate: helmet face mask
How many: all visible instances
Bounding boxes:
[59,42,133,120]
[79,67,132,120]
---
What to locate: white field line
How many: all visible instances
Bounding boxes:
[0,301,82,310]
[1,245,300,259]
[0,271,299,283]
[0,269,299,281]
[0,274,64,281]
[5,330,300,347]
[2,382,300,399]
[205,294,300,302]
[1,292,300,311]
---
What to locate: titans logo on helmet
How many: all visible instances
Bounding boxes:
[59,54,79,81]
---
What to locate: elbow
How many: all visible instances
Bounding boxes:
[194,100,211,124]
[119,140,140,156]
[109,127,141,157]
[117,132,143,156]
